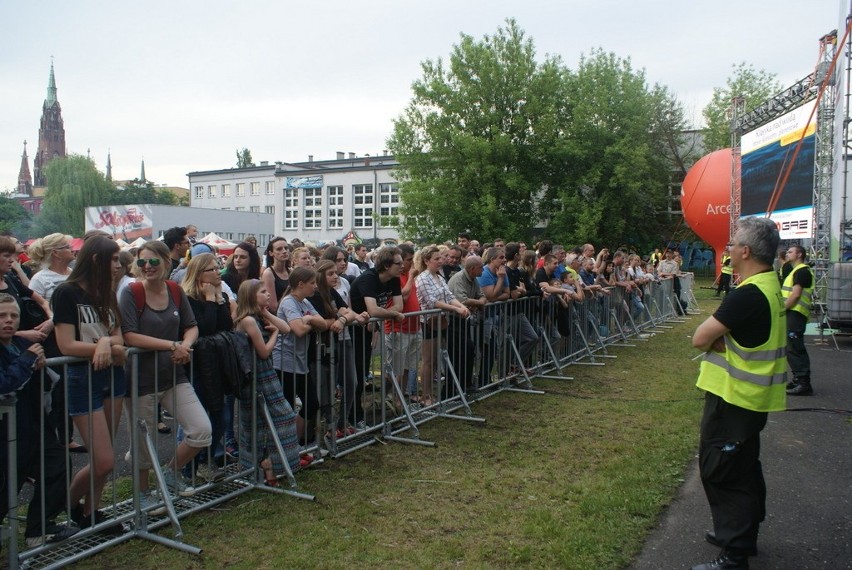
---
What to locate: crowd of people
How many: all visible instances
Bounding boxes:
[0,226,695,549]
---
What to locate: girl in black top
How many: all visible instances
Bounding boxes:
[182,253,234,473]
[221,242,261,297]
[262,237,290,311]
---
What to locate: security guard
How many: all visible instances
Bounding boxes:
[781,244,814,396]
[715,245,733,298]
[690,217,786,570]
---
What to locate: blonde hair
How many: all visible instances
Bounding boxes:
[135,240,171,282]
[182,253,217,301]
[27,233,71,265]
[234,279,264,326]
[291,247,313,267]
[415,245,439,273]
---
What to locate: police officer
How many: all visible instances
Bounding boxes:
[690,217,787,570]
[782,244,814,396]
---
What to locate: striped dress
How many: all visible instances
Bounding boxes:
[239,316,300,475]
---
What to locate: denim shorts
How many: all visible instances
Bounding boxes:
[66,365,127,416]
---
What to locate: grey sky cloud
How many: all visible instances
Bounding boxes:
[1,0,842,191]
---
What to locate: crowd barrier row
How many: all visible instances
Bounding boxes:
[1,276,697,569]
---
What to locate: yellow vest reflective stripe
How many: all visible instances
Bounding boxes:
[696,271,787,412]
[781,263,814,318]
[721,255,733,275]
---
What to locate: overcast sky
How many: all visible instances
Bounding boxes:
[0,0,844,192]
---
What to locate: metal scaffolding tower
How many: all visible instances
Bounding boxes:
[729,96,746,241]
[811,30,839,314]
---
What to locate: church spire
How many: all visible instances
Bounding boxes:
[140,158,146,182]
[106,150,112,182]
[34,60,65,187]
[17,140,33,196]
[46,59,58,108]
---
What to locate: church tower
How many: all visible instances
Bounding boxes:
[17,140,33,196]
[33,61,66,187]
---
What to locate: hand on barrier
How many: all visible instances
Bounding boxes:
[354,311,370,325]
[171,343,193,365]
[111,344,127,367]
[93,336,113,370]
[26,342,45,369]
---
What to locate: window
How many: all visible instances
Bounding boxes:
[250,206,260,212]
[236,183,245,197]
[379,183,399,223]
[265,205,275,214]
[237,233,245,240]
[352,184,374,228]
[208,185,217,198]
[235,207,245,211]
[303,188,322,229]
[265,181,275,195]
[250,182,260,196]
[284,188,299,229]
[222,184,231,198]
[327,185,344,229]
[194,186,203,199]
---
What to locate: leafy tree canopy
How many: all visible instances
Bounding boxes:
[0,196,31,236]
[702,62,782,151]
[389,19,688,250]
[236,148,254,168]
[33,154,115,236]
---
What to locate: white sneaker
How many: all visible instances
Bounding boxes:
[162,468,196,497]
[139,490,167,516]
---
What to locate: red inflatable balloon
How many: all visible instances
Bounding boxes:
[681,148,733,275]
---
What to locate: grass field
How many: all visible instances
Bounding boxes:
[71,281,718,569]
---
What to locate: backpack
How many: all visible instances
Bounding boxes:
[129,280,182,319]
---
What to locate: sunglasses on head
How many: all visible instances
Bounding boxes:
[136,258,161,267]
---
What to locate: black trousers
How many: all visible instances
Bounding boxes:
[446,316,475,394]
[351,324,371,424]
[699,392,767,554]
[786,311,811,382]
[0,423,68,539]
[716,272,732,295]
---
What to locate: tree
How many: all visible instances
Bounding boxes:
[108,179,178,206]
[0,196,31,236]
[388,19,568,243]
[236,148,254,169]
[703,62,782,151]
[540,49,677,249]
[32,154,114,236]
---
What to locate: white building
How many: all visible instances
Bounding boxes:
[188,153,401,244]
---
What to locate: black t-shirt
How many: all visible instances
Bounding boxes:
[712,274,773,348]
[534,267,551,286]
[790,265,813,289]
[308,288,347,320]
[442,264,461,283]
[52,283,116,343]
[187,294,233,337]
[779,262,793,283]
[505,265,521,292]
[349,268,401,314]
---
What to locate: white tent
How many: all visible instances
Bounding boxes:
[198,232,238,254]
[130,237,147,248]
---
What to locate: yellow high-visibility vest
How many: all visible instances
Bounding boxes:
[721,255,733,275]
[781,263,814,319]
[696,271,787,412]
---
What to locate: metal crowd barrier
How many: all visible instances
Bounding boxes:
[2,281,690,568]
[2,343,316,569]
